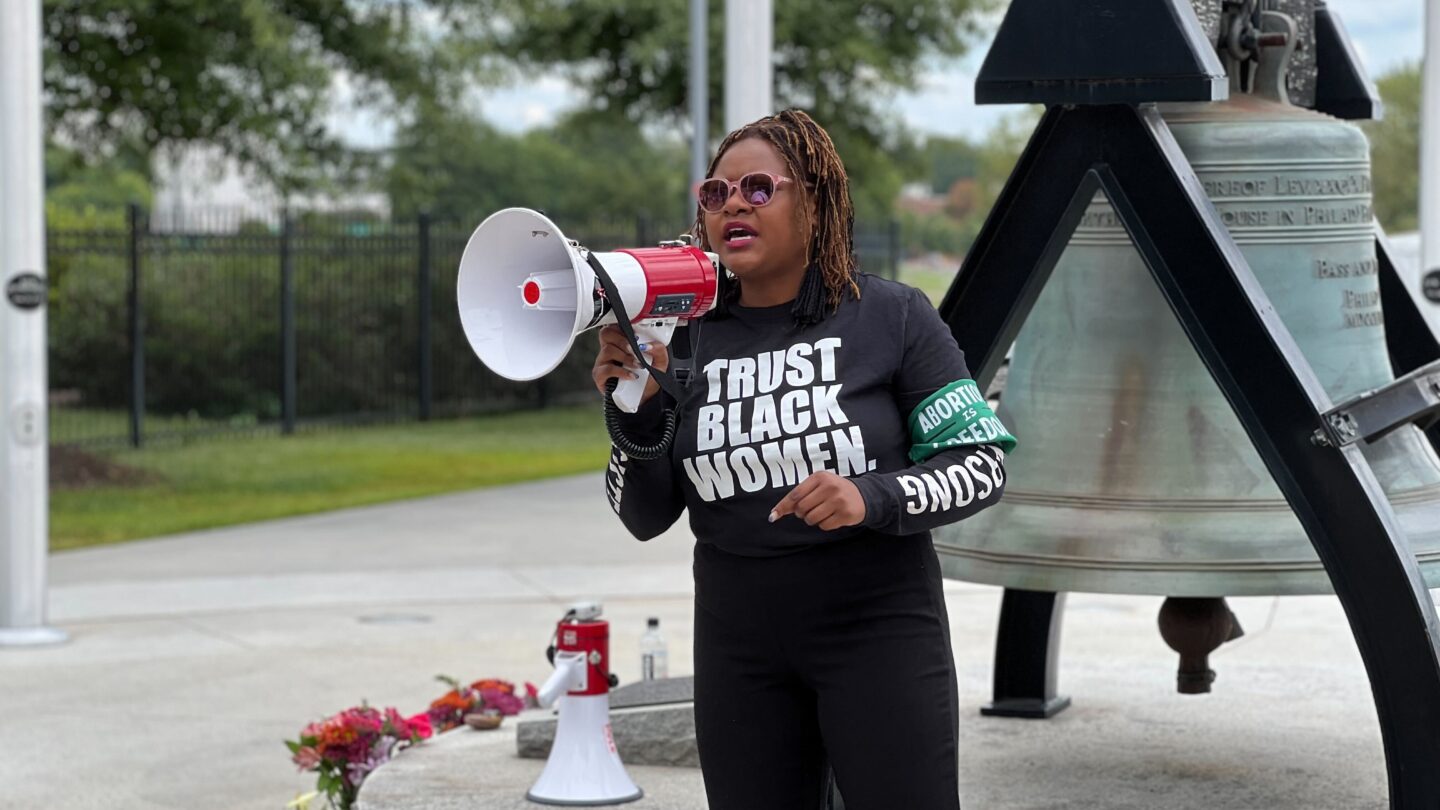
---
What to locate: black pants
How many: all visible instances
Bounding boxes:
[692,531,962,810]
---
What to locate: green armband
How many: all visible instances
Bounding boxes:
[907,379,1017,463]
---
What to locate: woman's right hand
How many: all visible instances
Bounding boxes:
[591,324,669,406]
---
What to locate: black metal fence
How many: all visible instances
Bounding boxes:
[47,206,900,448]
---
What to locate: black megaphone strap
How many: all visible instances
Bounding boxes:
[585,251,689,404]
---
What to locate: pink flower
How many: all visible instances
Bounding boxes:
[342,707,384,734]
[480,688,525,716]
[405,713,434,740]
[292,746,323,771]
[382,708,408,732]
[290,703,432,810]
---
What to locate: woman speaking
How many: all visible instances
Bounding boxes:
[592,109,1012,810]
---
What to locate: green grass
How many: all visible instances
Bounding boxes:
[51,406,244,445]
[897,262,957,306]
[50,406,612,551]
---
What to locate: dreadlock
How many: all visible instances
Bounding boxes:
[692,109,860,327]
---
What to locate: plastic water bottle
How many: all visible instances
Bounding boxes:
[639,617,668,681]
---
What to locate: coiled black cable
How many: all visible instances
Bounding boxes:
[603,378,677,460]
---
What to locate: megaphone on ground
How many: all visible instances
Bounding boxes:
[527,602,642,806]
[458,208,720,412]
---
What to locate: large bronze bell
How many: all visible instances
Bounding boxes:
[932,96,1440,597]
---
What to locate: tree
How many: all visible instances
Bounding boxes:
[45,141,152,228]
[920,135,983,195]
[471,0,987,138]
[1363,62,1421,232]
[944,177,979,219]
[971,108,1038,211]
[894,108,1035,260]
[42,0,478,191]
[386,103,689,227]
[467,0,992,221]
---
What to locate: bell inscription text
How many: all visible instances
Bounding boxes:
[1077,161,1380,333]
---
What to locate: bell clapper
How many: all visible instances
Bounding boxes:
[1157,597,1246,695]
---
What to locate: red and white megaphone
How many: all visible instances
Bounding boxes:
[457,208,720,412]
[527,602,642,806]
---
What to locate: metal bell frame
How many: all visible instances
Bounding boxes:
[939,3,1440,806]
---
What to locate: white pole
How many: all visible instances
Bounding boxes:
[724,0,774,133]
[1421,0,1440,324]
[0,0,66,646]
[690,0,709,198]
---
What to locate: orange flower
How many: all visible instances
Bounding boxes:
[428,690,474,713]
[313,719,360,757]
[469,678,515,695]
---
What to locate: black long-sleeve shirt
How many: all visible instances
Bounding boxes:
[604,273,1006,557]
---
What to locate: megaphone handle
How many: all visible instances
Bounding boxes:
[611,373,648,414]
[611,321,678,414]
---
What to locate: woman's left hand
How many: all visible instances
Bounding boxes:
[769,472,866,531]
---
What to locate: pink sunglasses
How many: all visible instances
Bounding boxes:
[695,172,796,213]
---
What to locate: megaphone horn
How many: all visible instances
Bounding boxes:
[457,208,719,412]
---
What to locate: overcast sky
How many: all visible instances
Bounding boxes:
[329,0,1429,148]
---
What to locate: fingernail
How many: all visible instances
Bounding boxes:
[636,342,649,352]
[767,510,778,523]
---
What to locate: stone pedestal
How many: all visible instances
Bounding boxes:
[517,676,700,767]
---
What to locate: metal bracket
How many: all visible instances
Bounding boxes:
[657,233,697,248]
[1314,360,1440,447]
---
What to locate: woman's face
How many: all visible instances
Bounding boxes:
[703,137,813,291]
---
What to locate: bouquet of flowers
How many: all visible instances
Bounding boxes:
[286,705,432,810]
[426,675,531,733]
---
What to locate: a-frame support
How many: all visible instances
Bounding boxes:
[1377,230,1440,453]
[938,102,1440,808]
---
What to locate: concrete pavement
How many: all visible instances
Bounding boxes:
[0,471,1413,809]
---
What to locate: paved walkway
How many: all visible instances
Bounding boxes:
[0,472,1411,809]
